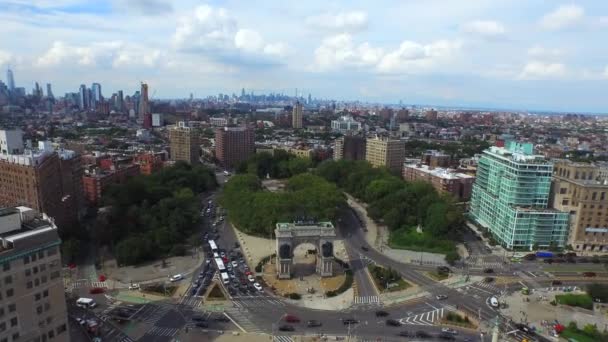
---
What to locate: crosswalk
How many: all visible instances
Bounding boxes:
[467,281,504,295]
[232,295,286,309]
[465,255,504,269]
[144,326,180,337]
[133,302,173,325]
[353,296,380,305]
[225,307,263,333]
[398,308,444,326]
[273,336,293,342]
[64,279,108,290]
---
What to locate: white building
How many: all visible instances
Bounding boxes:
[331,115,361,133]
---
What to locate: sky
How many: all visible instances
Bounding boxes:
[0,0,607,112]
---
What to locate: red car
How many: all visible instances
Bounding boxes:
[583,272,596,277]
[89,287,105,294]
[284,315,300,323]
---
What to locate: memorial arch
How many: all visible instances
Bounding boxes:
[275,221,336,279]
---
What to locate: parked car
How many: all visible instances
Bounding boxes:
[278,325,295,332]
[438,333,456,340]
[483,277,494,283]
[375,310,389,317]
[361,245,369,252]
[284,315,300,323]
[192,315,207,322]
[248,274,255,282]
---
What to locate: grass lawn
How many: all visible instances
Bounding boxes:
[561,328,598,342]
[388,228,455,254]
[555,294,593,310]
[141,284,177,297]
[426,271,450,281]
[367,265,411,293]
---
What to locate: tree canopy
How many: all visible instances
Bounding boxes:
[220,173,345,237]
[97,162,217,265]
[236,150,313,179]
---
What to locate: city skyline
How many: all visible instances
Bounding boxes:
[0,1,608,112]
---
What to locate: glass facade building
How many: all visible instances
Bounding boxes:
[470,141,569,250]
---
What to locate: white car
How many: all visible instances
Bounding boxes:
[128,283,140,290]
[247,274,255,282]
[441,328,458,335]
[169,274,184,282]
[253,282,263,291]
[436,294,448,300]
[231,261,238,268]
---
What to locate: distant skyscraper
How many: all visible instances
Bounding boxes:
[91,83,102,108]
[241,88,246,98]
[139,83,149,117]
[292,101,303,129]
[78,84,86,109]
[46,83,54,99]
[33,82,42,98]
[6,68,15,92]
[308,93,312,104]
[116,90,124,111]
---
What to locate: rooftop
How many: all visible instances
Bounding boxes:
[404,163,474,180]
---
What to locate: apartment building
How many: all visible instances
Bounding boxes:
[0,207,69,342]
[403,163,474,201]
[169,122,200,164]
[365,136,404,172]
[469,141,569,249]
[551,160,608,252]
[215,126,255,169]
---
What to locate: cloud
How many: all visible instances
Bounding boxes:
[376,40,461,73]
[461,20,506,39]
[313,34,383,70]
[527,45,563,58]
[305,11,368,32]
[35,41,164,69]
[113,0,172,16]
[172,5,288,64]
[0,51,13,66]
[518,61,567,80]
[604,66,608,79]
[540,4,585,30]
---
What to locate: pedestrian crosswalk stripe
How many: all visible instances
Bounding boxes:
[274,336,293,342]
[145,326,180,337]
[354,296,380,304]
[398,308,444,326]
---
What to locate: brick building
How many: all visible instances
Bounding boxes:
[82,164,140,206]
[215,126,255,169]
[403,163,475,201]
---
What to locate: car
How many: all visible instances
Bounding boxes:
[128,283,140,290]
[544,258,554,264]
[342,318,359,325]
[361,245,369,251]
[438,333,456,340]
[248,274,255,282]
[583,272,597,277]
[192,315,207,322]
[195,322,208,328]
[220,251,226,258]
[234,242,240,248]
[169,274,184,282]
[191,287,199,295]
[205,259,211,265]
[284,315,300,323]
[245,271,253,276]
[415,331,431,338]
[89,287,105,294]
[551,280,563,286]
[398,331,411,337]
[253,282,263,291]
[483,268,494,273]
[483,277,494,283]
[386,319,401,327]
[515,323,531,333]
[214,315,230,323]
[307,320,322,327]
[441,327,458,335]
[231,261,238,268]
[437,266,451,273]
[279,325,295,332]
[436,294,448,300]
[375,310,389,317]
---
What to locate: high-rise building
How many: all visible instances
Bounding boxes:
[169,122,200,164]
[551,160,608,253]
[0,130,24,155]
[116,90,124,111]
[0,206,70,342]
[78,84,86,110]
[421,150,451,168]
[365,136,405,172]
[425,109,438,121]
[139,83,149,119]
[0,131,82,230]
[292,101,303,129]
[46,83,54,99]
[334,135,366,161]
[6,68,15,92]
[331,115,361,133]
[91,83,102,108]
[215,126,255,169]
[403,164,474,201]
[469,141,569,250]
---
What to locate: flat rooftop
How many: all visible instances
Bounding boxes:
[404,163,474,180]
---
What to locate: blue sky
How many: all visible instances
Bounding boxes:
[0,0,607,112]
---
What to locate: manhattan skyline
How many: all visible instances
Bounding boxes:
[1,0,608,112]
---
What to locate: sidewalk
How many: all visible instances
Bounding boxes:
[465,221,508,257]
[103,249,204,287]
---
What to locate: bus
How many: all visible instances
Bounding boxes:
[208,240,218,252]
[215,257,226,272]
[76,298,97,309]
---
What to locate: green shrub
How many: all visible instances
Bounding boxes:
[555,294,593,310]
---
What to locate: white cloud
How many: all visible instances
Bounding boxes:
[263,43,289,58]
[527,45,564,58]
[305,11,368,32]
[604,66,608,79]
[461,20,506,39]
[0,51,13,66]
[113,0,172,16]
[313,34,383,70]
[377,40,461,73]
[540,4,585,31]
[234,29,265,52]
[518,61,567,80]
[35,41,164,69]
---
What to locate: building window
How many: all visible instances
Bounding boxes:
[560,187,567,194]
[10,317,17,327]
[33,266,38,274]
[38,251,44,260]
[50,271,59,280]
[0,308,4,317]
[47,330,54,339]
[47,247,57,257]
[34,279,39,286]
[25,269,31,276]
[56,324,66,335]
[6,289,13,297]
[23,256,29,264]
[43,290,48,298]
[4,276,12,285]
[31,254,36,262]
[36,306,43,314]
[26,281,32,289]
[41,276,47,284]
[35,293,41,301]
[11,333,19,340]
[2,263,9,272]
[40,264,46,272]
[46,317,52,324]
[0,322,5,333]
[592,192,597,200]
[8,304,16,312]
